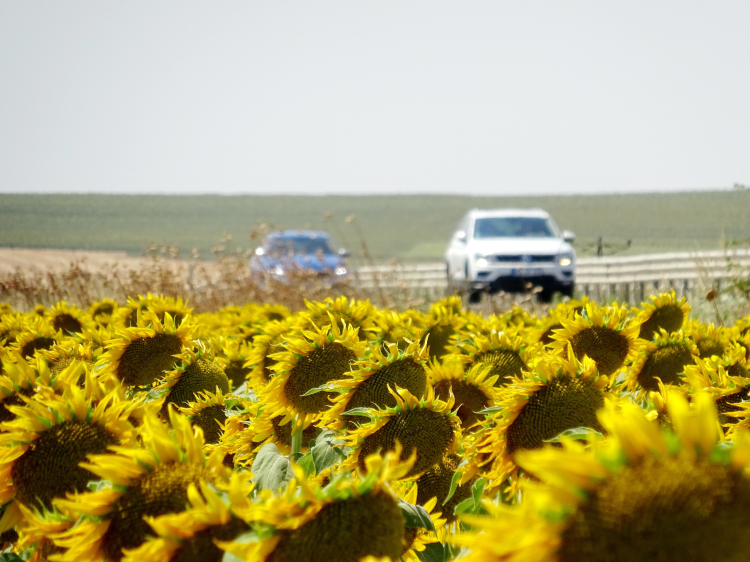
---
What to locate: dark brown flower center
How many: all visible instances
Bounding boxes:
[116,333,183,387]
[559,457,750,562]
[12,420,116,510]
[506,376,605,454]
[268,491,404,562]
[283,343,356,414]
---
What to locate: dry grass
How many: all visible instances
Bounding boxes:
[0,246,553,317]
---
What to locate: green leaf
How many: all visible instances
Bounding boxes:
[453,497,475,516]
[310,430,347,475]
[295,450,316,477]
[341,407,377,418]
[223,397,242,410]
[251,443,294,493]
[442,470,462,506]
[471,477,486,509]
[301,382,342,396]
[398,499,436,533]
[416,542,446,562]
[543,427,603,443]
[709,441,734,465]
[444,543,467,560]
[86,479,112,492]
[476,406,503,416]
[454,478,487,516]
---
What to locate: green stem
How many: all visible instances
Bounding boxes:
[291,415,303,456]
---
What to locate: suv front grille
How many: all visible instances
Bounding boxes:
[492,255,556,263]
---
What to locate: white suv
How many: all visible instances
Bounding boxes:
[445,208,576,302]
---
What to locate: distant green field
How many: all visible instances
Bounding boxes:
[1,191,749,262]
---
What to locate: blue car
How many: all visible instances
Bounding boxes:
[250,231,350,283]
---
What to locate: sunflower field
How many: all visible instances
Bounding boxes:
[0,291,750,562]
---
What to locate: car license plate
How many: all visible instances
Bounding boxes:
[510,268,544,277]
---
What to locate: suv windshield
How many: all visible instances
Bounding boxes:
[267,237,334,255]
[473,217,556,239]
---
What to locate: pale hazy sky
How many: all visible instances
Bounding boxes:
[1,2,748,196]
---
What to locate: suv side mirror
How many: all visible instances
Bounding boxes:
[338,248,350,257]
[562,230,576,243]
[456,230,467,243]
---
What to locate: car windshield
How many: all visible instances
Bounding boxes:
[473,217,556,239]
[267,236,334,255]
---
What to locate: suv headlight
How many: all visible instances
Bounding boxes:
[558,253,574,267]
[474,254,490,267]
[335,267,347,276]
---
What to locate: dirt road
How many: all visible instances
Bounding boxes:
[0,248,150,274]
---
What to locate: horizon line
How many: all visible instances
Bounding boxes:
[0,186,740,198]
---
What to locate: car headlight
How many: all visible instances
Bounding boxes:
[335,267,347,276]
[558,253,573,267]
[474,254,490,267]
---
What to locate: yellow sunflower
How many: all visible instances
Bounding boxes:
[214,336,254,390]
[301,296,374,336]
[47,301,94,336]
[735,315,750,338]
[89,299,119,325]
[178,389,230,445]
[484,305,530,333]
[420,304,468,362]
[257,318,366,430]
[363,309,424,351]
[426,359,500,430]
[412,453,473,525]
[549,302,642,377]
[220,446,415,562]
[0,312,26,347]
[0,347,7,375]
[341,386,461,479]
[393,481,447,561]
[48,409,230,562]
[430,295,465,316]
[635,289,691,341]
[244,319,297,390]
[120,474,252,562]
[245,303,291,324]
[467,347,609,492]
[0,352,75,426]
[40,340,101,382]
[110,301,139,329]
[8,503,75,562]
[230,402,319,461]
[526,296,591,347]
[154,346,230,418]
[0,369,136,515]
[448,328,541,387]
[97,310,195,387]
[451,392,750,562]
[684,344,750,428]
[134,294,193,326]
[323,339,430,430]
[621,329,699,398]
[687,320,730,359]
[0,303,12,319]
[12,317,63,360]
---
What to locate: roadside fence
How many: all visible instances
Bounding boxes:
[355,249,750,305]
